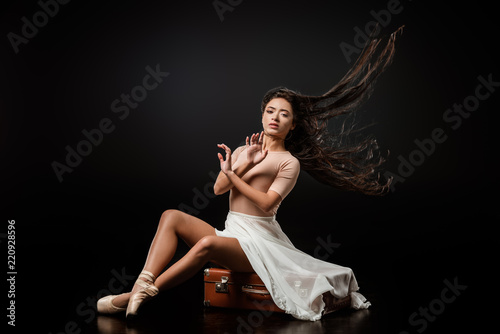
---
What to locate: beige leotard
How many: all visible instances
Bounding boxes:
[228,146,300,217]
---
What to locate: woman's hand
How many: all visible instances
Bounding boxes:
[217,144,232,175]
[246,131,268,165]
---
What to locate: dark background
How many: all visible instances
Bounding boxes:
[1,0,498,333]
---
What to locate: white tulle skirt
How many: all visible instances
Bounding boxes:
[215,211,371,321]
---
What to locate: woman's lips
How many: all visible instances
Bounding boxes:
[269,123,279,129]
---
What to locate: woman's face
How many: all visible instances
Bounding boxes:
[262,98,296,139]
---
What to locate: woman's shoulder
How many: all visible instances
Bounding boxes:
[271,151,300,170]
[285,151,300,164]
[287,153,300,169]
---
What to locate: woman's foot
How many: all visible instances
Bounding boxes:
[97,293,130,314]
[97,270,156,315]
[126,270,159,318]
[108,292,130,308]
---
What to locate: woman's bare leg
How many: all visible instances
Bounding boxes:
[112,209,217,308]
[154,235,254,291]
[141,209,217,275]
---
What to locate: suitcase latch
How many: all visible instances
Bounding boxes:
[215,276,229,293]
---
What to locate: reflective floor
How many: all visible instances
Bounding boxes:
[91,308,374,334]
[27,223,493,334]
[71,265,485,334]
[86,294,380,334]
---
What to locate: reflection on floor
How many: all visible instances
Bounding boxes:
[92,306,374,334]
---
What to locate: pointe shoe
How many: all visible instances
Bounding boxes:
[126,271,159,318]
[137,270,156,285]
[97,294,128,314]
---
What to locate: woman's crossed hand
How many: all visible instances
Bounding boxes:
[245,131,268,165]
[217,143,232,175]
[218,131,268,175]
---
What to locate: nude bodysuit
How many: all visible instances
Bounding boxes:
[228,146,301,217]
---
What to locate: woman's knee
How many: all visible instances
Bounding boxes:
[158,209,183,231]
[192,236,217,259]
[160,209,179,220]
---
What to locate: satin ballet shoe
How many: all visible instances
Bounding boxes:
[126,271,159,318]
[97,294,128,314]
[137,270,156,284]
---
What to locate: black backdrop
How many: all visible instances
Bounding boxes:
[1,0,498,333]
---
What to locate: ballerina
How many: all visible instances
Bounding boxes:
[97,26,403,321]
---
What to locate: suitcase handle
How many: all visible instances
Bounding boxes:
[242,286,270,295]
[242,285,272,301]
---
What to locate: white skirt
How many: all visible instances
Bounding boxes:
[215,211,371,321]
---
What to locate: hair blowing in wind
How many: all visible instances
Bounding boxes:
[262,26,404,195]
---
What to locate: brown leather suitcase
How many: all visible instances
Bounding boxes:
[203,268,351,315]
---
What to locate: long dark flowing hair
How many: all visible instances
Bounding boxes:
[261,26,404,196]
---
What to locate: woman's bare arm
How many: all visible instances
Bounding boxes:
[224,170,282,212]
[213,162,254,195]
[213,132,268,196]
[217,141,279,213]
